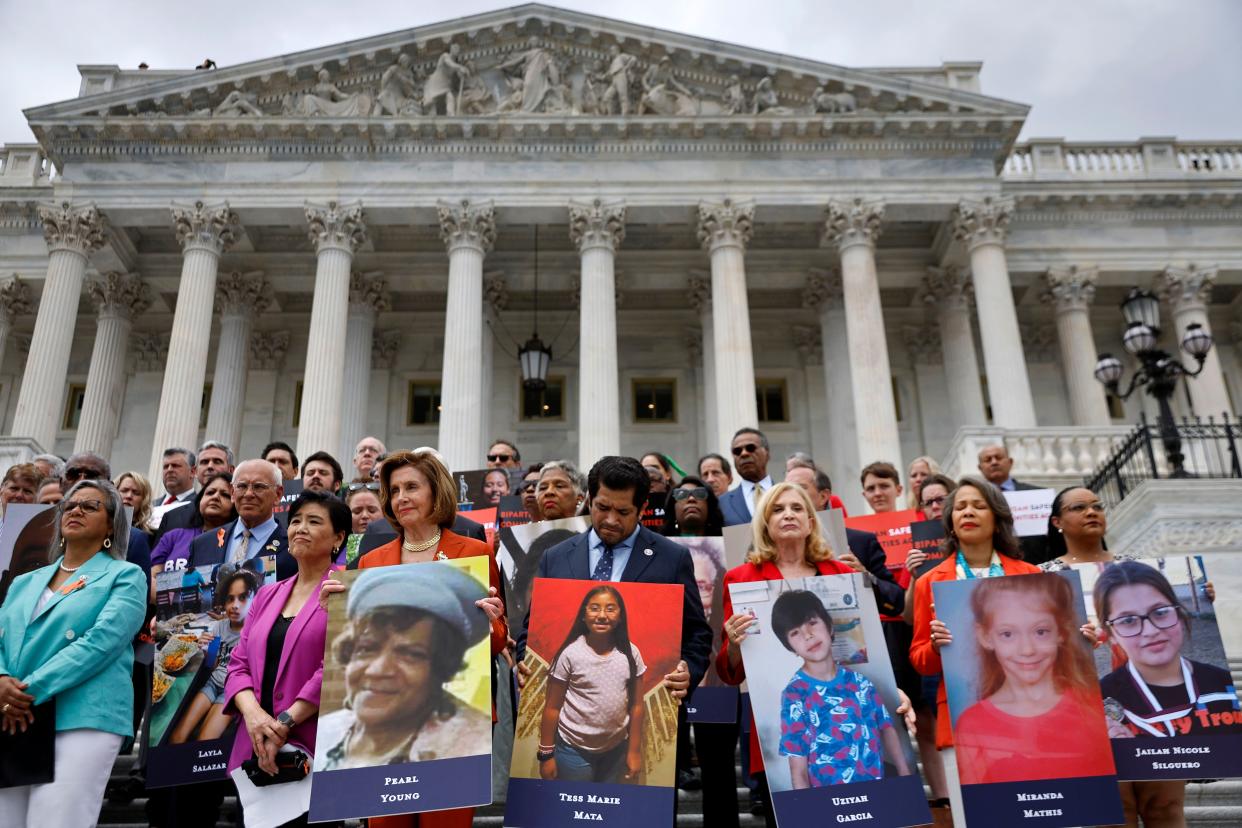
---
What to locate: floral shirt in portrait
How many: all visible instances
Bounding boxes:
[779,667,892,786]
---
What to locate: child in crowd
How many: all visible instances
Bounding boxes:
[954,573,1115,783]
[538,585,646,784]
[773,589,911,788]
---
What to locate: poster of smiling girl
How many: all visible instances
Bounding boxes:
[1075,556,1242,780]
[935,571,1124,827]
[506,577,683,828]
[732,571,930,828]
[309,557,494,822]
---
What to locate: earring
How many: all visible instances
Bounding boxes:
[1057,528,1063,535]
[103,538,112,549]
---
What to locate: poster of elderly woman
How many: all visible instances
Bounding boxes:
[308,557,494,822]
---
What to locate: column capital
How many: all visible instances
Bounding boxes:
[687,269,711,312]
[348,270,391,316]
[249,330,290,371]
[802,267,843,312]
[903,325,943,365]
[1042,264,1099,312]
[372,329,402,369]
[39,201,106,256]
[793,325,823,366]
[952,196,1014,250]
[215,270,273,318]
[484,270,509,313]
[437,199,495,253]
[921,265,974,311]
[130,331,170,373]
[171,200,240,255]
[87,271,151,320]
[822,198,884,252]
[305,200,367,254]
[568,199,626,253]
[1156,263,1217,313]
[697,199,754,252]
[0,275,33,324]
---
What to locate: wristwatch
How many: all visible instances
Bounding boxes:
[276,710,296,729]
[536,748,555,762]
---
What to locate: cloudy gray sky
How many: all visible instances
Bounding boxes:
[2,0,1238,144]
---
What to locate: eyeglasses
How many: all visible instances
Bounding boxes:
[487,454,513,463]
[348,481,380,492]
[64,467,104,481]
[520,481,537,492]
[921,495,947,509]
[731,443,761,456]
[1063,502,1105,515]
[233,482,276,494]
[1107,605,1181,637]
[672,487,709,502]
[63,499,105,515]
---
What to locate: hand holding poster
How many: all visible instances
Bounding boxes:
[309,558,494,822]
[729,572,931,828]
[505,578,683,828]
[934,571,1124,827]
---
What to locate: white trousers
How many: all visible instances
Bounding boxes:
[0,728,123,828]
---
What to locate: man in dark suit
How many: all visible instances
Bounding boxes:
[187,459,295,579]
[718,427,775,527]
[516,456,713,699]
[977,444,1050,563]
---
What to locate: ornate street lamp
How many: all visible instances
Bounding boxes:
[518,225,552,391]
[1094,287,1215,477]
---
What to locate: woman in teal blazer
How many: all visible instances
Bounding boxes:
[0,479,146,827]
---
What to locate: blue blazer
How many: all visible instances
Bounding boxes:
[718,486,753,527]
[0,552,146,737]
[186,519,296,580]
[518,525,714,690]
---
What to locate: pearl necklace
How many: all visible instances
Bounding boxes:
[402,530,442,555]
[58,560,83,573]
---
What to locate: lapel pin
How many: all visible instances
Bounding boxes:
[644,548,654,556]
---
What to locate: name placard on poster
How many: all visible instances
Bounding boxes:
[1002,488,1055,538]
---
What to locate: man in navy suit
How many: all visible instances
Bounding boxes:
[187,459,295,580]
[516,455,713,699]
[718,427,774,528]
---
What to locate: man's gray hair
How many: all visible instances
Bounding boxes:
[163,446,197,467]
[50,479,129,562]
[786,451,815,471]
[233,458,281,488]
[199,440,235,466]
[33,454,65,478]
[539,459,586,494]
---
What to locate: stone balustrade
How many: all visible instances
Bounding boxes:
[940,424,1133,488]
[1004,137,1242,179]
[0,144,56,188]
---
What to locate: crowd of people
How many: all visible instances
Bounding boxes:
[0,430,1199,828]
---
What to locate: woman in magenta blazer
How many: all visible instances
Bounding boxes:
[222,490,350,797]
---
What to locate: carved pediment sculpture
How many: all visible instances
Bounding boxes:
[282,68,376,117]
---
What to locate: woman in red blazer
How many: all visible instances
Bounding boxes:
[322,448,505,828]
[908,476,1039,828]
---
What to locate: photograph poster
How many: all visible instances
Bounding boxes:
[1002,488,1057,538]
[843,509,919,571]
[496,515,590,638]
[1076,556,1242,780]
[309,557,494,822]
[506,578,684,828]
[146,555,278,787]
[908,520,947,577]
[934,571,1124,827]
[730,571,930,828]
[679,536,736,723]
[0,503,55,604]
[453,467,513,509]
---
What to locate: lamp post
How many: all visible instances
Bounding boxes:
[518,225,552,391]
[1094,287,1215,477]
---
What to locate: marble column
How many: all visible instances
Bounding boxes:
[297,201,367,461]
[688,270,717,455]
[340,271,390,462]
[823,198,902,469]
[953,196,1038,428]
[206,271,272,452]
[148,202,239,480]
[697,199,758,451]
[803,268,860,505]
[436,200,494,472]
[922,266,988,427]
[75,272,151,457]
[483,272,509,446]
[570,199,626,469]
[1043,265,1111,426]
[1156,264,1234,418]
[242,330,290,459]
[0,276,33,378]
[13,202,106,450]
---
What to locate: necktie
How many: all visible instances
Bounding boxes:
[592,544,614,581]
[752,483,765,516]
[164,494,177,506]
[231,529,252,565]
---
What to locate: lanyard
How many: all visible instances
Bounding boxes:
[954,550,1003,580]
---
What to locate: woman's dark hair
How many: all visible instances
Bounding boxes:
[641,452,673,479]
[288,489,352,538]
[336,606,466,688]
[1045,485,1106,560]
[190,471,236,529]
[587,456,650,510]
[917,473,958,507]
[771,589,834,653]
[941,476,1022,560]
[215,567,260,606]
[661,476,724,537]
[552,585,639,706]
[1093,560,1189,635]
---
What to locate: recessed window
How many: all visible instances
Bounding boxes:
[891,377,903,422]
[522,376,565,421]
[633,379,676,423]
[200,383,212,430]
[407,381,443,426]
[755,379,788,423]
[981,374,993,424]
[292,381,303,428]
[62,384,86,430]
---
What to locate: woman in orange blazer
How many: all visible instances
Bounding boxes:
[322,448,506,828]
[908,476,1039,828]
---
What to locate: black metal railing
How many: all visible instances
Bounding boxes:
[1087,412,1242,508]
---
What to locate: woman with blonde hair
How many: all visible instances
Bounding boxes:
[905,456,941,512]
[114,471,155,537]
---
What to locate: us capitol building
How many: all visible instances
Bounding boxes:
[0,4,1239,517]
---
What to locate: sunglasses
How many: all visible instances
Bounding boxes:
[348,481,380,492]
[64,467,104,481]
[731,443,761,456]
[487,454,513,463]
[672,487,709,502]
